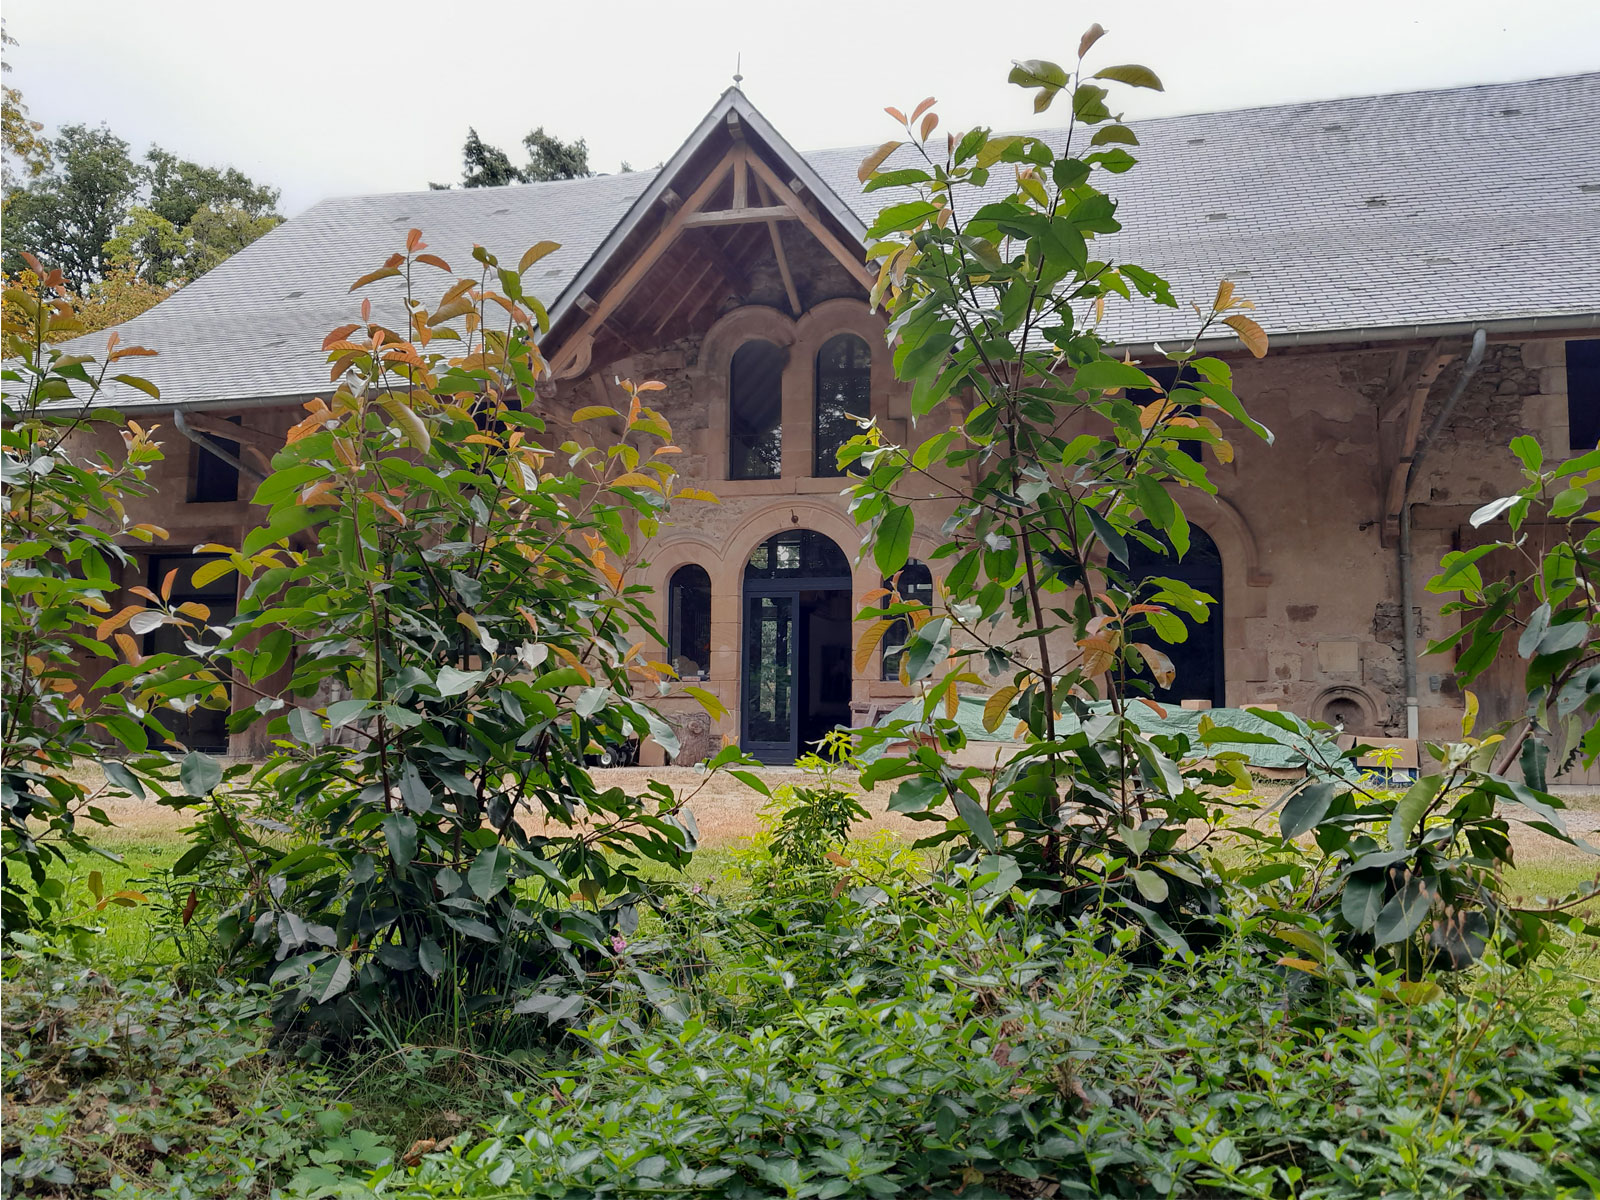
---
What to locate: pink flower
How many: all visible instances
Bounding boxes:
[610,933,628,953]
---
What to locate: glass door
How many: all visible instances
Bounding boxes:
[742,592,796,763]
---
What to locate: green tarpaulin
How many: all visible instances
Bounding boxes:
[880,694,1348,774]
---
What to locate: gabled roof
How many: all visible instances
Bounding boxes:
[67,72,1600,410]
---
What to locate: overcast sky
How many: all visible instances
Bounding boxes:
[6,0,1598,217]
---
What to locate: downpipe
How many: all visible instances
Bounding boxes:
[1398,328,1487,739]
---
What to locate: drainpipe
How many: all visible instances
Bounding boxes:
[172,409,262,482]
[1398,328,1486,739]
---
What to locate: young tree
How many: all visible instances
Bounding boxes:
[845,30,1273,950]
[1,256,214,938]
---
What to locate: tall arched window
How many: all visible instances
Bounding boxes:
[729,340,785,479]
[881,560,934,681]
[667,564,712,680]
[814,333,872,477]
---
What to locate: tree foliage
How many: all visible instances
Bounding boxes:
[131,230,727,1022]
[1,121,282,309]
[1,22,49,187]
[842,30,1270,950]
[0,256,213,937]
[435,125,592,190]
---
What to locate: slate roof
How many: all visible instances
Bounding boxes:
[67,72,1600,410]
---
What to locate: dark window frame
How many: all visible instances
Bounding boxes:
[728,339,785,480]
[189,415,242,504]
[1567,339,1600,452]
[881,560,934,681]
[813,332,872,477]
[667,563,712,680]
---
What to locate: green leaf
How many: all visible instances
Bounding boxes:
[467,846,508,902]
[1373,875,1431,946]
[1073,359,1153,392]
[398,762,432,814]
[1520,737,1549,792]
[417,938,444,980]
[952,789,997,852]
[435,665,488,697]
[1280,781,1338,839]
[1341,870,1386,931]
[383,814,418,868]
[1128,868,1169,903]
[1008,59,1069,112]
[179,752,222,798]
[875,504,913,576]
[101,759,146,801]
[1092,64,1164,91]
[287,707,325,747]
[1388,775,1443,849]
[1519,603,1551,658]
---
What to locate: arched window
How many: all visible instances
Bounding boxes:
[814,333,872,477]
[881,560,934,681]
[667,564,712,680]
[729,340,785,480]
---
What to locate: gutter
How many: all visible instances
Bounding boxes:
[1398,328,1487,739]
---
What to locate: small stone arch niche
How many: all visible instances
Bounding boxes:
[1312,686,1378,734]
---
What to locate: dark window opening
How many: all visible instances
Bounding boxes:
[190,416,241,503]
[1129,365,1202,463]
[744,528,851,580]
[1125,524,1224,706]
[881,560,934,682]
[667,564,712,680]
[143,553,239,752]
[1568,339,1600,452]
[729,339,785,479]
[814,332,872,476]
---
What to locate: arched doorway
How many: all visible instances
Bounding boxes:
[1127,524,1225,706]
[741,529,853,763]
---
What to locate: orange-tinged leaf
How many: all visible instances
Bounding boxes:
[1213,279,1236,311]
[1078,22,1106,58]
[405,228,424,252]
[114,633,142,665]
[858,140,902,182]
[920,112,939,142]
[854,617,896,672]
[160,568,178,601]
[349,266,401,292]
[518,241,560,274]
[1223,314,1268,358]
[415,253,451,272]
[571,405,620,422]
[96,606,143,640]
[611,471,658,490]
[910,96,937,123]
[365,490,407,523]
[175,601,211,620]
[983,685,1018,732]
[1135,696,1169,718]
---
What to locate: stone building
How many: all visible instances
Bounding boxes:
[65,73,1600,776]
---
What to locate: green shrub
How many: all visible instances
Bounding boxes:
[0,936,392,1197]
[368,868,1600,1198]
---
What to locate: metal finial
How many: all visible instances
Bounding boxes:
[733,54,743,87]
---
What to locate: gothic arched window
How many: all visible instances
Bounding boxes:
[729,340,785,479]
[667,564,712,679]
[814,332,871,476]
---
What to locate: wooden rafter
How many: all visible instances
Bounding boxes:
[652,260,717,336]
[743,152,875,292]
[755,176,801,316]
[549,140,873,379]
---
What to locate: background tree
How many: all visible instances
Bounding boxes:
[1,22,49,186]
[2,124,141,292]
[432,125,592,189]
[2,118,282,324]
